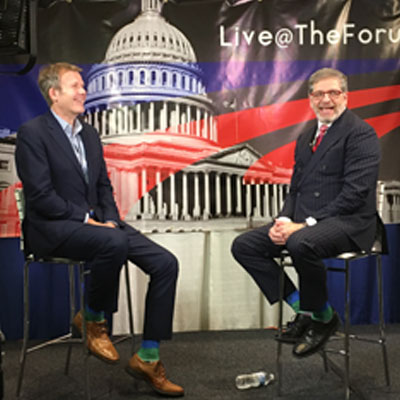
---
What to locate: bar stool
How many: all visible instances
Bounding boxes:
[14,188,135,399]
[276,215,390,399]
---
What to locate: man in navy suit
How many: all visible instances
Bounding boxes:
[15,63,184,397]
[232,68,380,357]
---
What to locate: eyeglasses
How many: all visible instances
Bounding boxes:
[310,90,343,100]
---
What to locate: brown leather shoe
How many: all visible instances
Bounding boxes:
[126,353,184,397]
[72,311,120,364]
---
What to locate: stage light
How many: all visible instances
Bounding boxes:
[0,0,37,75]
[0,0,29,55]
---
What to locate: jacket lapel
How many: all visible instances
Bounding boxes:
[79,126,93,185]
[297,126,315,167]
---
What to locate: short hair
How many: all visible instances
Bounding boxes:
[38,62,82,106]
[308,68,348,94]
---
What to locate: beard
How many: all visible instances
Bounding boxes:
[314,102,347,124]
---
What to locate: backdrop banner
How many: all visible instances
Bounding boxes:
[1,0,400,339]
[1,0,399,238]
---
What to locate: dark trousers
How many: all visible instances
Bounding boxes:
[231,221,357,312]
[51,222,178,341]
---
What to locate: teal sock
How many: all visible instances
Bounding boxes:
[137,340,160,362]
[84,305,105,322]
[312,303,333,323]
[285,290,300,313]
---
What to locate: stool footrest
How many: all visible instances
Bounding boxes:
[26,333,78,353]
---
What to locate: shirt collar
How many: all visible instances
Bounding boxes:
[51,109,83,137]
[317,121,332,131]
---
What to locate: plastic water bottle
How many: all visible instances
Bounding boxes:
[235,371,275,390]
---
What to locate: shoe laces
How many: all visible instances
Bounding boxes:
[91,321,109,336]
[155,361,167,380]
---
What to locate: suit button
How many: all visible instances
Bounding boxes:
[314,192,320,197]
[297,192,301,197]
[321,165,326,171]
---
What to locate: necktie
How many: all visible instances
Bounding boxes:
[312,124,328,152]
[72,133,89,182]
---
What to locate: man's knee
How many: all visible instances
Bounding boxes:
[164,251,179,277]
[231,233,250,261]
[150,249,179,281]
[102,229,129,261]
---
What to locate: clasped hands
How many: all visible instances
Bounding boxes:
[268,218,305,245]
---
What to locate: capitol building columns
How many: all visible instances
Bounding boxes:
[140,167,151,218]
[196,108,201,138]
[203,171,210,220]
[160,102,168,131]
[104,156,289,226]
[182,171,190,220]
[193,172,201,218]
[169,170,178,220]
[90,101,217,141]
[226,174,232,217]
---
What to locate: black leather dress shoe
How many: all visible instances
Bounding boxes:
[275,313,312,344]
[292,312,340,358]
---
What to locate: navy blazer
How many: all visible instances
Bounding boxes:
[15,111,121,256]
[279,109,380,251]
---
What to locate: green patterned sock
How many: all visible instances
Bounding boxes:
[84,305,105,322]
[312,304,333,323]
[290,300,300,313]
[285,290,300,313]
[137,346,160,362]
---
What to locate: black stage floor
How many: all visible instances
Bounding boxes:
[2,325,400,399]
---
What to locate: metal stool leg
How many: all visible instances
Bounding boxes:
[376,254,390,387]
[16,261,30,397]
[77,263,91,400]
[64,264,76,375]
[124,262,135,354]
[343,260,351,400]
[276,253,285,397]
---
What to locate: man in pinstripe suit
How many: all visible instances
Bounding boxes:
[231,68,380,357]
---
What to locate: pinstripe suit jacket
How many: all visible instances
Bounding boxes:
[279,109,380,251]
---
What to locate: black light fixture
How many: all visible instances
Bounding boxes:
[0,0,37,75]
[0,0,29,55]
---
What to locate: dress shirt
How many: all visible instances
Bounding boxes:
[51,111,90,222]
[51,110,88,179]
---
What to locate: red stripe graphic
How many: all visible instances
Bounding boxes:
[217,85,400,148]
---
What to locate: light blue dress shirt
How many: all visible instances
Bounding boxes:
[51,110,88,182]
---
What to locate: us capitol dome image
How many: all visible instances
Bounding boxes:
[84,0,288,232]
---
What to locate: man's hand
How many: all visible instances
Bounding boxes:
[268,219,305,245]
[268,222,286,245]
[87,218,116,228]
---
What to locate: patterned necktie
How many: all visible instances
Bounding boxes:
[312,124,328,152]
[72,133,89,183]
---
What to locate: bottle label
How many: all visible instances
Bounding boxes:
[255,372,266,386]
